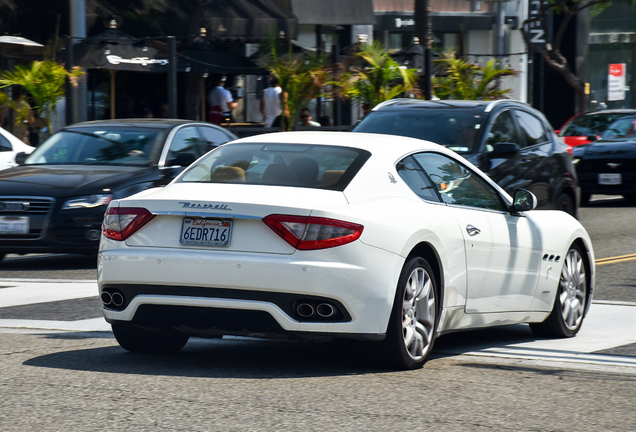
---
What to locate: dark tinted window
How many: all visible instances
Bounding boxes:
[179,143,370,191]
[396,156,440,202]
[559,113,635,137]
[515,111,548,146]
[485,110,521,150]
[0,135,11,152]
[198,126,234,151]
[353,108,485,154]
[25,127,160,166]
[413,152,504,211]
[167,126,205,167]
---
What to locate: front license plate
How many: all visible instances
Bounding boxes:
[180,218,232,246]
[0,216,29,234]
[598,173,622,185]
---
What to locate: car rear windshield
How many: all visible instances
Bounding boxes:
[352,108,486,154]
[559,113,635,137]
[178,142,371,191]
[25,127,162,166]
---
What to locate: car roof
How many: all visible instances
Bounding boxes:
[64,118,213,130]
[577,109,636,117]
[370,98,530,113]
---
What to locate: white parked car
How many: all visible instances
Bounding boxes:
[98,132,595,369]
[0,126,34,170]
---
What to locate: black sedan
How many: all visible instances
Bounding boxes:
[0,119,237,263]
[573,135,636,205]
[352,99,580,217]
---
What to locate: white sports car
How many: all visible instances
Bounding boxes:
[98,132,595,369]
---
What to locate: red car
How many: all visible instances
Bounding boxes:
[557,109,636,151]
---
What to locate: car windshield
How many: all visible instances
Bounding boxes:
[559,113,633,137]
[25,127,162,166]
[352,108,486,154]
[178,142,371,191]
[600,118,636,140]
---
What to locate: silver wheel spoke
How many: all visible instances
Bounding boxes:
[559,248,587,331]
[401,265,436,361]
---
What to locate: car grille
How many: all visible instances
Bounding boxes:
[577,159,635,174]
[0,196,55,240]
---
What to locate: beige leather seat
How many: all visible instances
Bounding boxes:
[319,170,345,187]
[212,166,245,183]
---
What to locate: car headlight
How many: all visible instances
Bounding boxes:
[572,157,581,165]
[62,194,113,210]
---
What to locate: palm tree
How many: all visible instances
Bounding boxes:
[334,41,420,114]
[0,60,84,137]
[260,36,328,131]
[432,53,517,100]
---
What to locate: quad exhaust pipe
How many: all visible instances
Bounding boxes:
[101,290,125,307]
[296,302,336,319]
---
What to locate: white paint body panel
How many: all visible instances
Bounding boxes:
[98,132,595,339]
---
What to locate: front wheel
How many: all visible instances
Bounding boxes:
[530,243,588,338]
[112,322,190,354]
[382,257,437,370]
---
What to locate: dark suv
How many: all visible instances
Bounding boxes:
[352,99,580,216]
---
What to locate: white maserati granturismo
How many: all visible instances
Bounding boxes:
[98,132,594,369]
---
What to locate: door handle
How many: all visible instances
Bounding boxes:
[466,225,481,236]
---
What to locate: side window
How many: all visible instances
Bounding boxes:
[515,111,548,147]
[198,126,233,152]
[167,126,204,167]
[396,156,440,202]
[0,135,11,152]
[412,152,504,211]
[485,110,521,151]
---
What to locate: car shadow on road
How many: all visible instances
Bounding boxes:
[23,334,398,378]
[0,253,97,271]
[22,324,547,378]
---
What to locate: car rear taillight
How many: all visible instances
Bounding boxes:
[102,207,155,241]
[263,215,363,250]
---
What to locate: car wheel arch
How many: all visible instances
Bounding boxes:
[405,242,444,313]
[573,237,594,316]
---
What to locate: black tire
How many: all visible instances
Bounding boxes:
[112,322,189,354]
[381,257,437,370]
[580,193,591,206]
[530,243,588,338]
[555,193,576,216]
[623,194,636,205]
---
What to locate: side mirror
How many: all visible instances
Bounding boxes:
[587,135,598,142]
[15,152,28,165]
[489,142,520,159]
[512,189,537,213]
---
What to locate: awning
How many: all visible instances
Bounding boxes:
[290,0,376,25]
[0,35,44,47]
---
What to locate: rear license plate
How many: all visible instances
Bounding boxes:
[180,218,232,246]
[598,173,622,185]
[0,216,29,234]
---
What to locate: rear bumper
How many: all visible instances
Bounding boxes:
[98,241,405,337]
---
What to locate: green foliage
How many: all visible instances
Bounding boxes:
[0,60,84,135]
[432,53,517,101]
[260,35,328,131]
[334,41,420,112]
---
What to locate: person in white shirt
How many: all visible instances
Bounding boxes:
[207,76,237,123]
[298,108,320,128]
[260,76,283,128]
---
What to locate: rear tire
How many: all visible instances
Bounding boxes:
[530,243,588,338]
[381,257,437,370]
[112,322,189,353]
[555,193,576,216]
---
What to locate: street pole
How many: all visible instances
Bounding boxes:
[69,0,87,124]
[167,36,178,118]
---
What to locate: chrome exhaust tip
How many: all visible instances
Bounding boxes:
[296,303,315,318]
[100,291,113,306]
[111,292,125,307]
[316,303,336,318]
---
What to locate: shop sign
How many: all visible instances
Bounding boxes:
[527,0,547,46]
[608,63,626,101]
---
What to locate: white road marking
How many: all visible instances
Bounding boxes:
[1,279,635,370]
